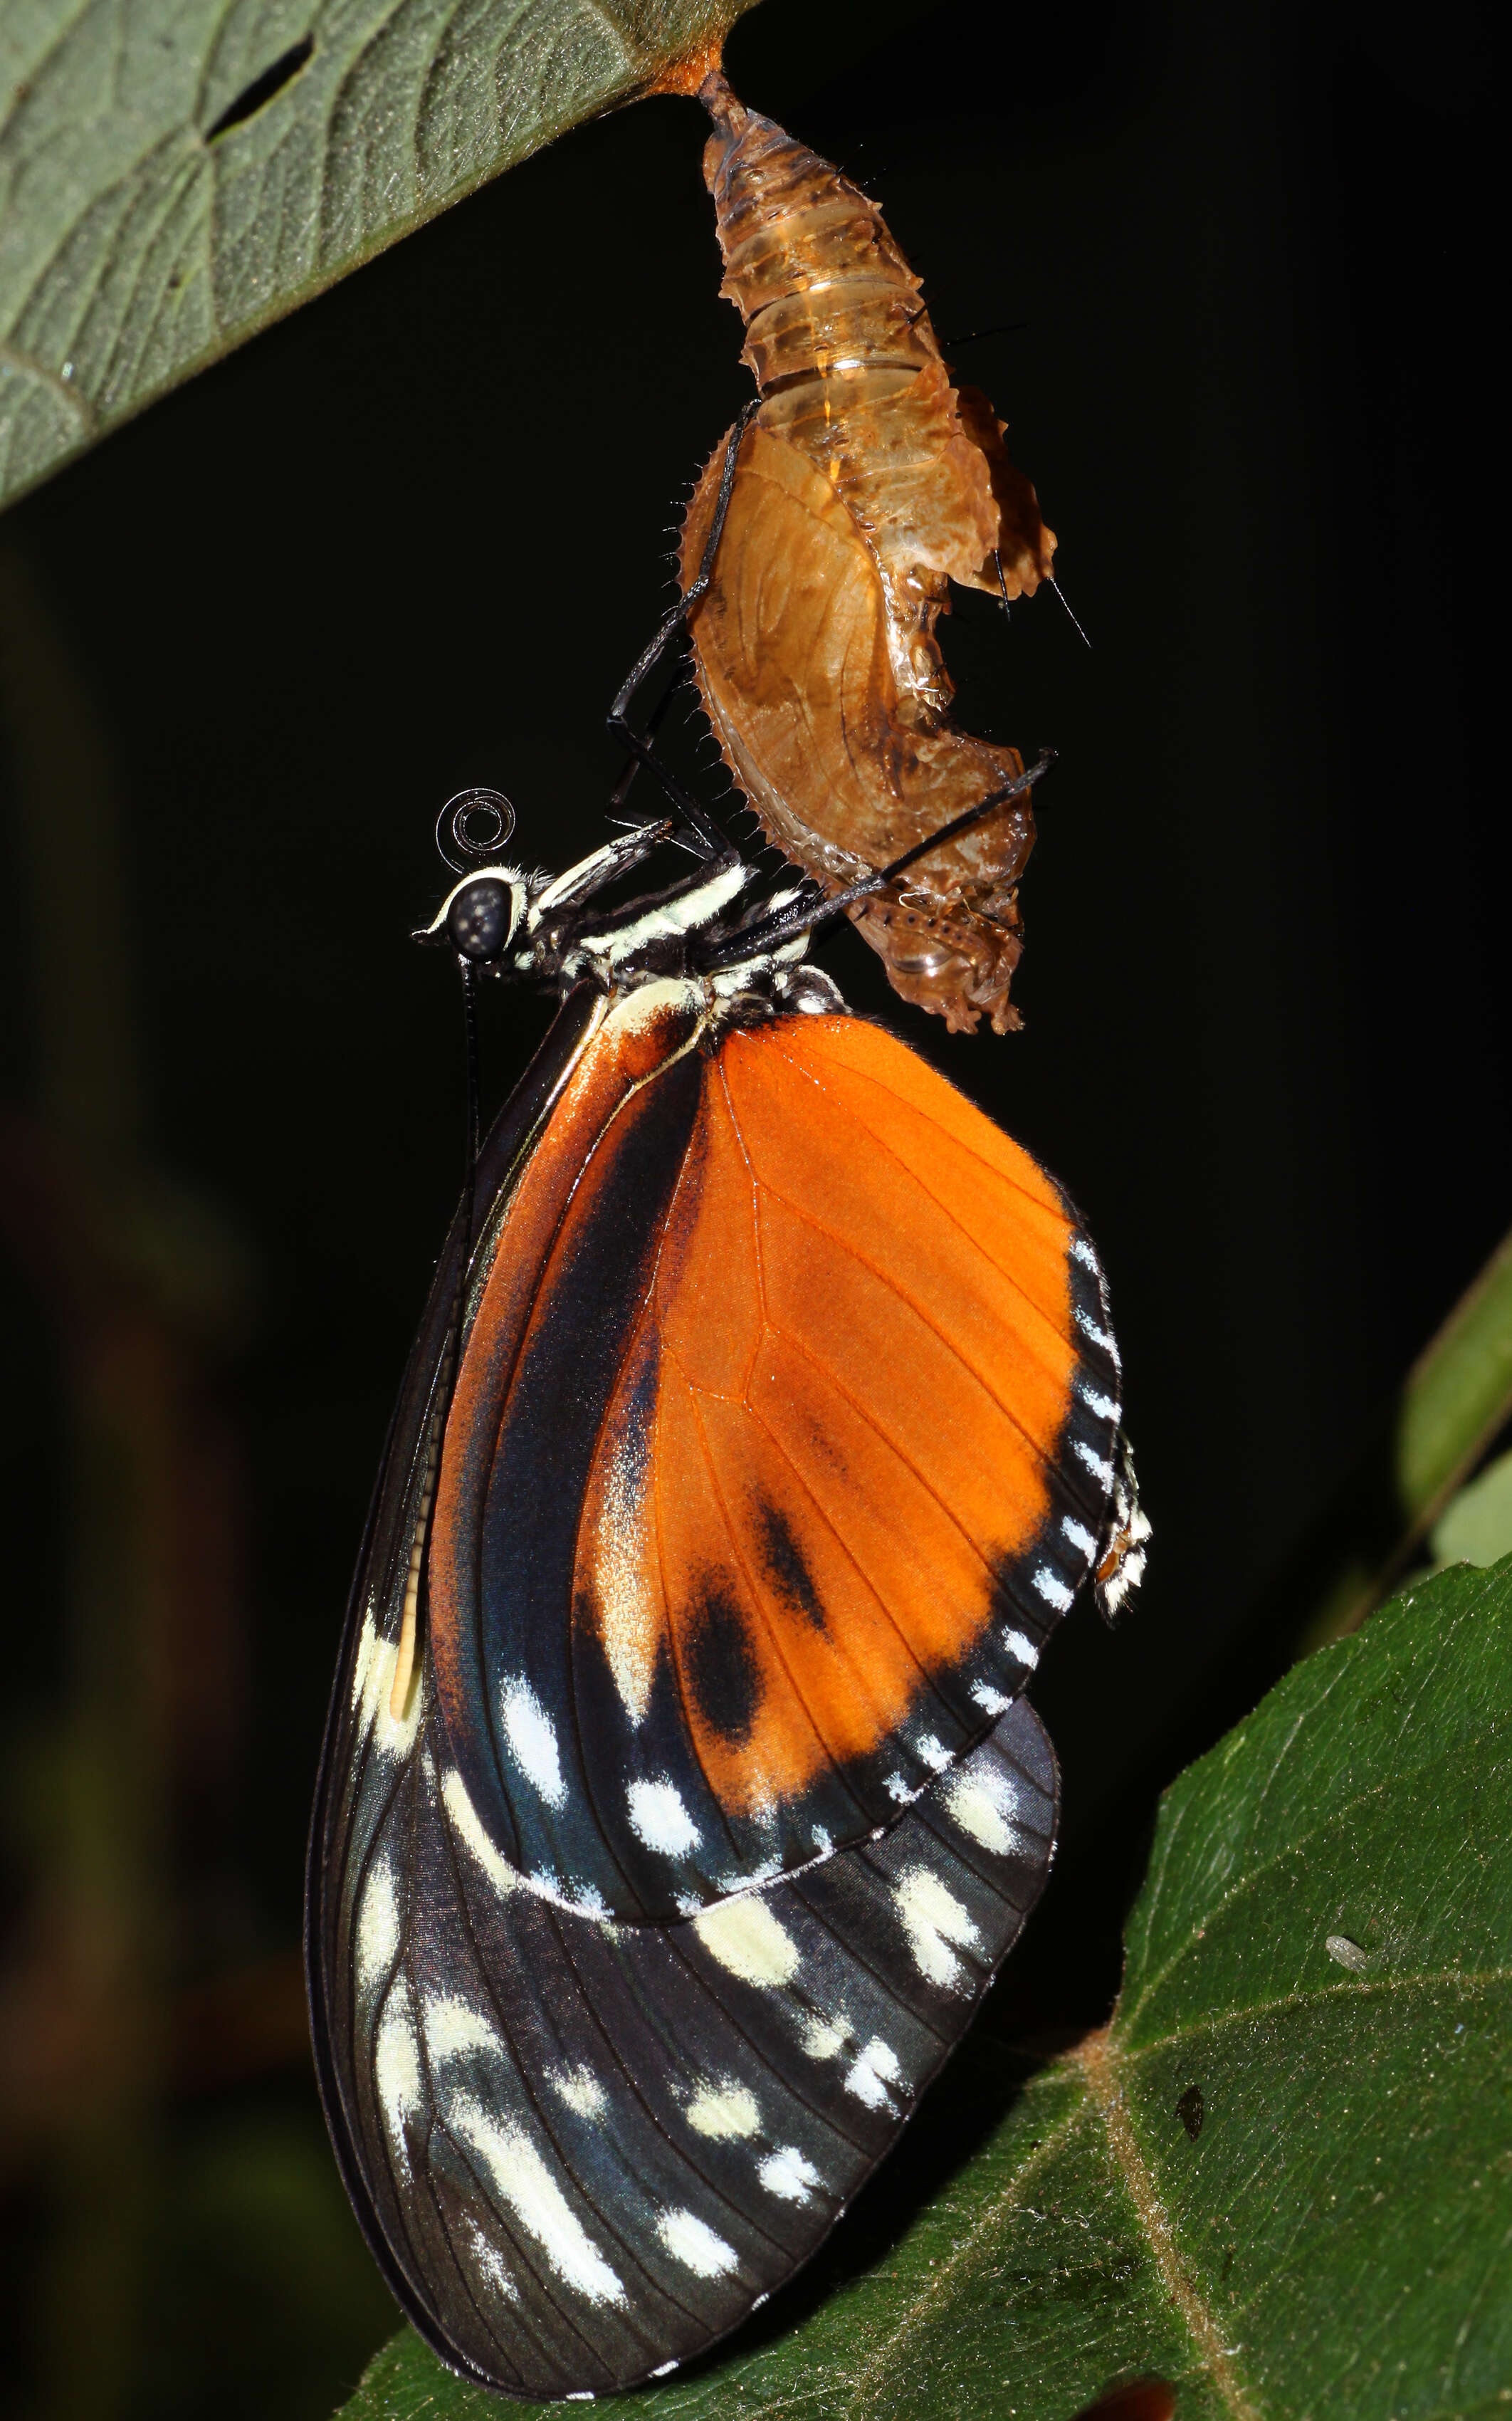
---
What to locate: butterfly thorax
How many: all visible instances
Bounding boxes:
[421,828,837,1018]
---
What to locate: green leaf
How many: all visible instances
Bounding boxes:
[1398,1230,1512,1525]
[336,1559,1512,2419]
[1293,1221,1512,1650]
[1432,1447,1512,1572]
[0,0,753,512]
[1432,1443,1512,1578]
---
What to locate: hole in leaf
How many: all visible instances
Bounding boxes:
[1176,2083,1204,2140]
[1070,2380,1177,2421]
[204,36,314,141]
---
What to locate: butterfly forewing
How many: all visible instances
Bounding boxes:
[423,995,1116,1922]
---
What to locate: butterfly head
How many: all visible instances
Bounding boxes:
[418,865,530,963]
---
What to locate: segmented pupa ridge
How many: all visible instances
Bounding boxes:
[679,72,1058,1035]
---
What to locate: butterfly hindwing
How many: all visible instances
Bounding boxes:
[322,1676,1056,2398]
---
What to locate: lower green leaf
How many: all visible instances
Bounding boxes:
[336,1560,1512,2420]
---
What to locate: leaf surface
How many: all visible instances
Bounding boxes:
[337,1560,1512,2420]
[0,0,750,510]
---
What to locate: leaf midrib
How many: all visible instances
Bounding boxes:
[1122,1959,1512,2060]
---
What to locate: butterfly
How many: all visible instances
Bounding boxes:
[305,794,1147,2399]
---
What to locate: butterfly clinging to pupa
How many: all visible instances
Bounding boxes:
[307,65,1144,2408]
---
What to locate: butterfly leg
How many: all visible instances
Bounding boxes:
[701,753,1055,966]
[606,399,762,859]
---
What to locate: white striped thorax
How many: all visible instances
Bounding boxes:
[419,827,820,1011]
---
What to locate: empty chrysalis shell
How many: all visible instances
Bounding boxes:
[681,73,1059,1035]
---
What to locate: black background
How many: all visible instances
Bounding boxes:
[0,0,1502,2409]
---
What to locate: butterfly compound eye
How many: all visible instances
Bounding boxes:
[446,877,515,961]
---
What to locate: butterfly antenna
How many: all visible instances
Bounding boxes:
[1050,577,1092,650]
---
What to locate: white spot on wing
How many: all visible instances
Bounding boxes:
[656,2207,740,2278]
[1074,1440,1115,1488]
[686,2081,761,2139]
[799,2013,850,2061]
[374,1976,421,2158]
[914,1734,953,1772]
[884,1771,912,1803]
[943,1761,1025,1856]
[423,1995,500,2064]
[626,1777,700,1858]
[448,2095,626,2306]
[693,1896,800,1987]
[1074,1306,1120,1365]
[549,2064,608,2118]
[844,2037,903,2111]
[499,1677,566,1807]
[758,2145,821,2203]
[1000,1627,1040,1668]
[971,1681,1012,1716]
[1078,1381,1120,1423]
[1069,1237,1100,1274]
[357,1860,401,1997]
[1061,1517,1097,1557]
[463,2217,520,2302]
[1032,1566,1074,1613]
[893,1866,983,1990]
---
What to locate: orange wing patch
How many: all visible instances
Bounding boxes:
[574,1012,1083,1823]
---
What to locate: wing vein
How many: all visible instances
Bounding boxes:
[757,1182,1071,1457]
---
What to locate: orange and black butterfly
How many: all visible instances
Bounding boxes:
[307,780,1147,2398]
